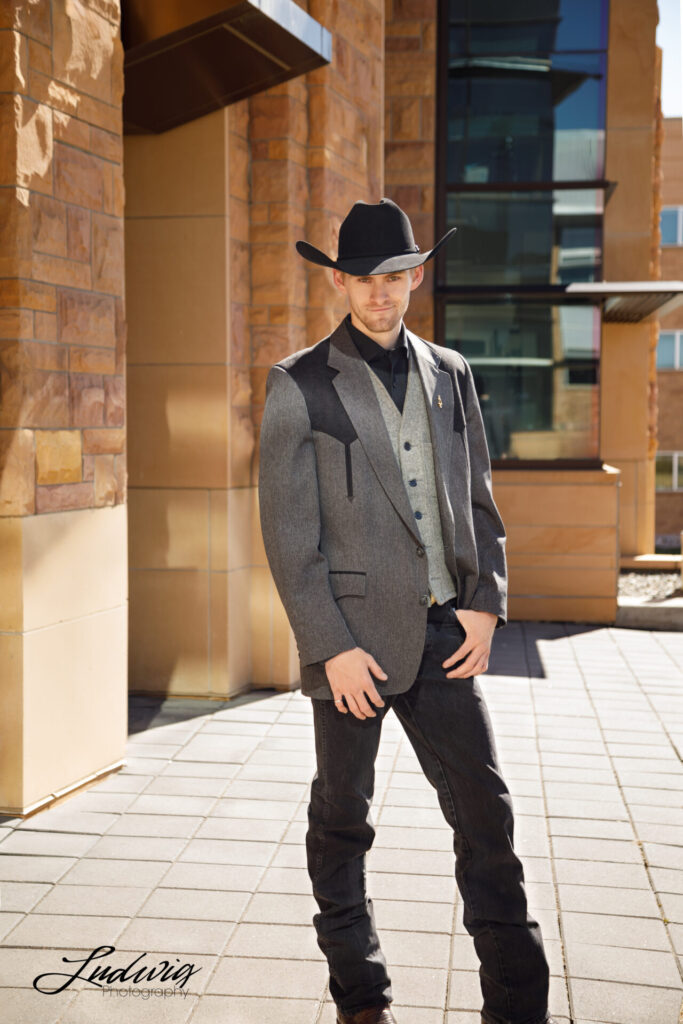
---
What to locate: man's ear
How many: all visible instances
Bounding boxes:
[410,264,425,291]
[332,269,347,293]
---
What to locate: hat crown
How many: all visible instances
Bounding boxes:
[337,198,419,261]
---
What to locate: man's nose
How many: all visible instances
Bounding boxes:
[369,281,389,303]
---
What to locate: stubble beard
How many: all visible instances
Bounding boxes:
[355,296,409,337]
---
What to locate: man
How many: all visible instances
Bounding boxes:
[258,198,555,1024]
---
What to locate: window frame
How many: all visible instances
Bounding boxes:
[657,330,682,370]
[660,206,683,247]
[433,0,608,469]
[655,452,682,492]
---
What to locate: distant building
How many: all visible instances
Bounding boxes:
[657,116,683,549]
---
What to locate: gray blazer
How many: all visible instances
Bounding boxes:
[258,318,508,699]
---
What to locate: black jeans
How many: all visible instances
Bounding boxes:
[305,604,550,1024]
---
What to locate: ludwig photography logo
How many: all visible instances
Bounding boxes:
[32,945,202,999]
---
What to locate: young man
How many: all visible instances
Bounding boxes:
[258,198,555,1024]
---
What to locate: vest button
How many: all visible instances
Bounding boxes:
[414,511,422,520]
[416,546,425,557]
[409,479,417,487]
[403,441,411,450]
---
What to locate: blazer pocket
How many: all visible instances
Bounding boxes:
[328,571,367,599]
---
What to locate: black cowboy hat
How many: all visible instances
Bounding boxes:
[295,197,457,276]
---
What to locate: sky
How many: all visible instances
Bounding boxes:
[657,0,683,116]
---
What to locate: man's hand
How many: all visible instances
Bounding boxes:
[325,647,388,720]
[443,609,497,678]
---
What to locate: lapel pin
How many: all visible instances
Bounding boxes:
[437,395,443,408]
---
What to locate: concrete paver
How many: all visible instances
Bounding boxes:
[0,622,682,1023]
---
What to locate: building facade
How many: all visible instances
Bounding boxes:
[657,115,683,547]
[0,0,674,814]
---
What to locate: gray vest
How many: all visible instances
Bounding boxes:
[367,352,457,605]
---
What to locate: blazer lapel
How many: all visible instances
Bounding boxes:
[327,321,423,545]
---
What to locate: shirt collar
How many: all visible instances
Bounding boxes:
[345,313,408,364]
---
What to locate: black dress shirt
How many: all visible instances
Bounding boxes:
[345,314,409,413]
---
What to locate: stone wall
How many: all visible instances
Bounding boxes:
[0,0,126,517]
[0,0,128,814]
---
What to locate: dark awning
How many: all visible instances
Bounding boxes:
[565,282,683,322]
[121,0,331,134]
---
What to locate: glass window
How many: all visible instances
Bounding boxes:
[660,208,680,246]
[449,0,608,55]
[444,302,600,459]
[657,332,676,369]
[446,53,607,183]
[655,453,674,490]
[445,189,602,285]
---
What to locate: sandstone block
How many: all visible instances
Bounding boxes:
[14,369,70,428]
[69,373,105,427]
[66,205,91,261]
[0,279,55,313]
[91,212,123,294]
[103,374,124,426]
[55,142,104,211]
[391,98,421,140]
[94,453,117,505]
[28,37,52,78]
[35,481,94,513]
[34,311,57,342]
[82,427,124,455]
[52,0,119,104]
[35,429,82,485]
[58,290,116,347]
[114,452,126,503]
[53,110,90,151]
[0,429,34,515]
[0,29,28,93]
[69,345,116,374]
[0,1,51,45]
[0,308,33,340]
[32,194,67,257]
[32,253,91,290]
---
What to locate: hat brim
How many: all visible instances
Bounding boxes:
[295,227,457,275]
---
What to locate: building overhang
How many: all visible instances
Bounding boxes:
[565,282,683,322]
[121,0,332,134]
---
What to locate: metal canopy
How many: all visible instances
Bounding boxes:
[121,0,331,134]
[565,282,683,322]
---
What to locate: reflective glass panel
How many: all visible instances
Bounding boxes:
[445,190,602,285]
[657,333,676,369]
[655,454,674,490]
[444,303,600,459]
[446,53,606,183]
[660,208,679,245]
[449,0,608,55]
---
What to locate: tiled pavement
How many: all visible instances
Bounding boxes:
[1,622,682,1024]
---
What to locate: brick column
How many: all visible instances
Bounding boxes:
[385,0,437,340]
[0,0,127,814]
[601,0,660,555]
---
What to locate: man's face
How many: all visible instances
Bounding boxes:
[332,266,424,339]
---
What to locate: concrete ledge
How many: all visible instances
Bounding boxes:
[620,553,682,570]
[616,595,683,630]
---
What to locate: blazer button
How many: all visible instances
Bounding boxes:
[416,546,425,557]
[419,594,430,606]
